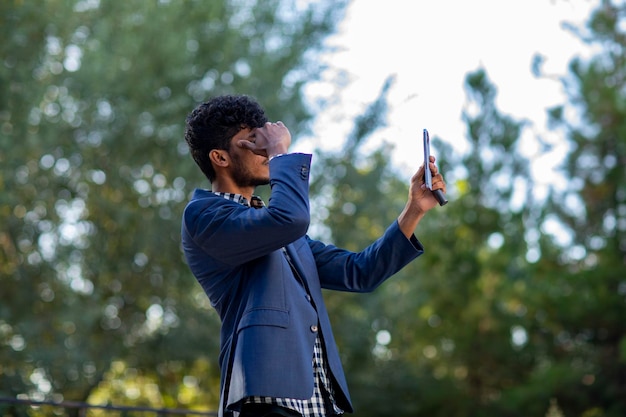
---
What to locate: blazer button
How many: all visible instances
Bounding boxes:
[310,325,318,333]
[300,165,309,180]
[305,294,312,302]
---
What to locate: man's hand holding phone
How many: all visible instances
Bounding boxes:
[423,129,448,206]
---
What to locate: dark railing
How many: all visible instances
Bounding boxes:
[0,397,218,417]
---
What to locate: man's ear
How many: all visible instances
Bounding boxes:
[209,149,229,167]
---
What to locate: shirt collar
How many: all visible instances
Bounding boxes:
[213,192,265,208]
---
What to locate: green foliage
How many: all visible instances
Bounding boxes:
[537,2,626,416]
[310,68,537,417]
[3,0,626,416]
[0,0,345,412]
[315,3,626,415]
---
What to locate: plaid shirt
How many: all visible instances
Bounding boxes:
[214,192,343,417]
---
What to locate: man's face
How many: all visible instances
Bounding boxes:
[228,127,270,188]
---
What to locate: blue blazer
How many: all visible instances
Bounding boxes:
[181,153,424,416]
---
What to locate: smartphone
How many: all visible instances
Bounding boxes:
[423,129,448,206]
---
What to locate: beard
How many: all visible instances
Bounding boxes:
[230,152,270,188]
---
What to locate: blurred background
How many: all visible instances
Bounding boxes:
[1,1,625,416]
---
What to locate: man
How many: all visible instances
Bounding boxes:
[181,95,446,417]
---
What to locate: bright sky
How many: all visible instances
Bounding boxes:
[298,0,597,194]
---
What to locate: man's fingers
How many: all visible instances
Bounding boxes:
[237,140,266,156]
[431,174,446,192]
[237,140,254,149]
[427,153,441,173]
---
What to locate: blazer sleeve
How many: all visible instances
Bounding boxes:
[183,153,312,266]
[306,220,425,292]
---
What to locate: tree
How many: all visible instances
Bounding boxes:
[400,69,544,417]
[304,1,626,415]
[0,0,346,413]
[531,1,626,415]
[309,68,540,417]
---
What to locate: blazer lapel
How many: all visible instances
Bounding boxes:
[284,243,311,290]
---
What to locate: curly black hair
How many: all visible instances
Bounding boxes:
[184,95,268,182]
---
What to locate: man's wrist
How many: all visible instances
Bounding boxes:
[269,153,287,161]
